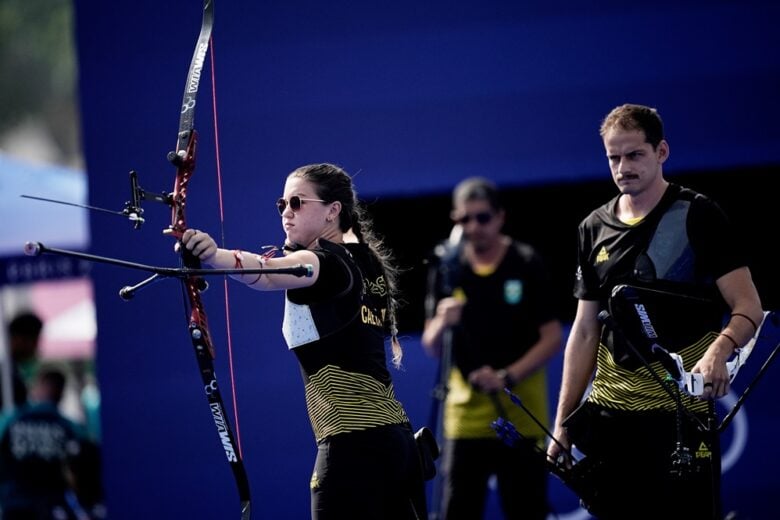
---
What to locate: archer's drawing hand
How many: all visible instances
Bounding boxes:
[435,296,465,327]
[180,229,218,264]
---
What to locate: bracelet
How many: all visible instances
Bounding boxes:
[719,332,739,351]
[730,313,758,334]
[246,255,265,285]
[232,249,244,268]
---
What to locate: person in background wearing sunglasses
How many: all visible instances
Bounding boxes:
[181,163,427,519]
[421,176,563,519]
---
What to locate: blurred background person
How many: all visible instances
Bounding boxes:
[1,312,43,409]
[422,177,563,519]
[0,368,99,519]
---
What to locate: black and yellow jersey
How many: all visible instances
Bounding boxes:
[283,240,409,441]
[575,183,748,411]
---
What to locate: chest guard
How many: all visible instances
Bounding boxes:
[606,199,726,370]
[282,240,361,349]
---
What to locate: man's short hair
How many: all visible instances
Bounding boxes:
[452,177,502,212]
[600,103,665,149]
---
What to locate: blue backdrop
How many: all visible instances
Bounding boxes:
[69,1,780,518]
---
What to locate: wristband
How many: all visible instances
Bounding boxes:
[731,313,758,334]
[719,332,739,351]
[246,254,265,285]
[232,249,244,268]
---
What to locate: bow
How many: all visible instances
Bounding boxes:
[624,307,779,433]
[22,2,321,516]
[665,311,771,396]
[490,390,602,515]
[491,292,778,511]
[602,285,780,434]
[607,285,778,398]
[161,1,251,517]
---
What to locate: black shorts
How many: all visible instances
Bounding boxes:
[310,423,426,520]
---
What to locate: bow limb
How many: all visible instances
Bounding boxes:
[21,4,251,514]
[165,1,251,517]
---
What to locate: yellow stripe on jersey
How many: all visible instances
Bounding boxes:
[304,364,409,441]
[588,332,716,413]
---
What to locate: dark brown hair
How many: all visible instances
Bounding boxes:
[600,103,665,149]
[288,163,404,367]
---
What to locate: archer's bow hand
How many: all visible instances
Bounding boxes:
[691,339,733,400]
[181,228,218,264]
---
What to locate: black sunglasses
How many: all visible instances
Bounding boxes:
[454,211,494,225]
[276,196,326,216]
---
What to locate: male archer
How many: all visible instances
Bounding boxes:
[547,104,763,519]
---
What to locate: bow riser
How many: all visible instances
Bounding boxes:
[167,129,198,240]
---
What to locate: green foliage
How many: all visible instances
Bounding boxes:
[0,0,78,156]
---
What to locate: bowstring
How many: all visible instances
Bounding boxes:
[209,34,244,458]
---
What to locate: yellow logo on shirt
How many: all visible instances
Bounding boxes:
[365,275,387,297]
[361,305,386,327]
[596,246,609,264]
[695,441,712,459]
